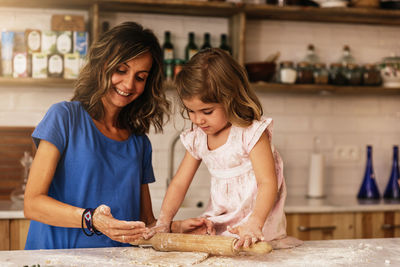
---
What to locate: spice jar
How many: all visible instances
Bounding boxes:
[279,61,297,84]
[344,63,362,86]
[296,61,314,84]
[329,63,347,85]
[313,63,329,84]
[362,64,382,86]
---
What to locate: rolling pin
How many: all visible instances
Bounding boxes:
[130,233,272,256]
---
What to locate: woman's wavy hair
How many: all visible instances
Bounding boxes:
[71,21,170,134]
[174,48,262,127]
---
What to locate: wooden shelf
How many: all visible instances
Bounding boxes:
[251,82,400,94]
[0,0,94,9]
[245,4,400,26]
[0,77,75,88]
[96,0,241,17]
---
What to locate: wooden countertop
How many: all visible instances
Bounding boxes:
[0,238,398,266]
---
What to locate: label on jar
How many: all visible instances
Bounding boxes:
[280,69,297,84]
[42,31,57,54]
[48,54,63,77]
[73,31,88,56]
[32,53,48,78]
[27,30,41,52]
[63,53,80,79]
[56,31,72,54]
[13,52,28,77]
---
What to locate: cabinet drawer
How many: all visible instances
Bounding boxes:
[355,211,400,239]
[286,213,354,241]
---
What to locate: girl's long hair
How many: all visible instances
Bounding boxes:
[72,21,170,134]
[175,48,262,127]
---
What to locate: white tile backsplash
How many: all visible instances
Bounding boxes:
[1,8,399,203]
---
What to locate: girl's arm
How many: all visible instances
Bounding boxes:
[144,150,202,237]
[24,140,147,243]
[228,132,278,248]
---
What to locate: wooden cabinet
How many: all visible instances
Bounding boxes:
[287,212,355,240]
[287,211,400,241]
[0,219,30,250]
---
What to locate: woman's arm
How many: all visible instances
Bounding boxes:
[140,183,156,227]
[24,139,147,243]
[228,132,278,247]
[24,139,84,227]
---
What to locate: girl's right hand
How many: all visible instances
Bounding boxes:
[142,220,171,239]
[92,204,148,243]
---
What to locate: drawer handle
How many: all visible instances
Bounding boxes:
[297,225,336,232]
[382,224,400,230]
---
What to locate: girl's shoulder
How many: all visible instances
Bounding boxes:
[241,116,273,135]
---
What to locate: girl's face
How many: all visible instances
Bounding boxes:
[183,96,229,136]
[103,51,153,111]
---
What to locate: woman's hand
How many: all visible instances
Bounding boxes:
[92,204,147,243]
[227,218,264,249]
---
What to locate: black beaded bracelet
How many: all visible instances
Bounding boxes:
[81,208,102,236]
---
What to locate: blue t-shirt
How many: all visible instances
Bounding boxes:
[25,101,155,249]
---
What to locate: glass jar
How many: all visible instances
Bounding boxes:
[362,64,382,86]
[344,63,362,86]
[380,55,400,88]
[279,61,297,84]
[296,61,314,84]
[313,63,329,84]
[329,63,347,85]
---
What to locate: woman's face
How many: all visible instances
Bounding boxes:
[103,51,153,111]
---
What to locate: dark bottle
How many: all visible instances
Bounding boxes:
[383,146,400,200]
[219,33,231,54]
[185,32,198,61]
[357,145,380,200]
[162,31,174,62]
[201,33,212,50]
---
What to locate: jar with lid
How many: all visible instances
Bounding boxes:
[313,63,329,84]
[279,61,297,84]
[344,63,362,86]
[362,64,382,86]
[329,63,347,85]
[296,61,314,84]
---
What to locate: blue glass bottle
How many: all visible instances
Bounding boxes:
[357,145,380,199]
[383,146,400,200]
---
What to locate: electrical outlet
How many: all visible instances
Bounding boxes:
[333,145,360,162]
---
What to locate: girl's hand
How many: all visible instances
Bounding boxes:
[227,219,264,249]
[92,204,147,243]
[175,218,215,235]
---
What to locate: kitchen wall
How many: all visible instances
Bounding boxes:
[1,8,400,204]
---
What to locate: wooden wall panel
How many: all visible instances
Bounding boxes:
[0,127,35,200]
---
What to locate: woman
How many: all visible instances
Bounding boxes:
[24,21,212,249]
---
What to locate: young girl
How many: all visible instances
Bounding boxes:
[149,48,302,249]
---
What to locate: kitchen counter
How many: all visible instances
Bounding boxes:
[0,238,399,266]
[0,201,24,219]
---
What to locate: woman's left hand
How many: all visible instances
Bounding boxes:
[227,219,264,249]
[93,204,148,243]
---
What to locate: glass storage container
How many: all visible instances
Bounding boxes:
[279,61,297,84]
[362,64,382,86]
[313,63,329,84]
[344,63,362,86]
[329,63,347,85]
[296,61,314,84]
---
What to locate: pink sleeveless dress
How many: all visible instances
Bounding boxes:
[180,117,302,249]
